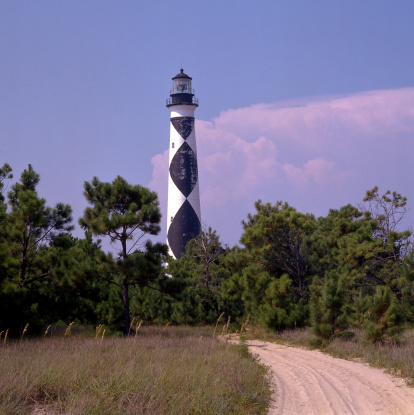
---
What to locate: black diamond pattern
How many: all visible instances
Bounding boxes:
[171,117,194,140]
[168,200,201,259]
[170,142,198,198]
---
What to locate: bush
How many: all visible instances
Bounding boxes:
[362,286,405,343]
[310,273,351,341]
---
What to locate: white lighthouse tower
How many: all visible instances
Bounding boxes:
[166,69,201,259]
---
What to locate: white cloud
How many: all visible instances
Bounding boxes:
[214,88,414,142]
[283,158,335,186]
[198,125,280,204]
[150,88,414,246]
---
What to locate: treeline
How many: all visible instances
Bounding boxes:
[1,163,413,342]
[166,191,414,343]
[0,163,167,337]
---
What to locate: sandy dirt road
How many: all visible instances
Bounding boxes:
[246,340,414,415]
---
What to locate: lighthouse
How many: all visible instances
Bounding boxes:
[166,69,201,259]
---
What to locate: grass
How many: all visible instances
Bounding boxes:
[0,325,271,415]
[242,325,414,386]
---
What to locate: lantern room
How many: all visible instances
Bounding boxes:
[166,68,199,107]
[173,69,192,93]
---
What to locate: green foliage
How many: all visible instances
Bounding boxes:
[79,175,161,254]
[222,200,315,330]
[222,249,307,330]
[6,165,73,286]
[129,279,202,326]
[183,226,226,292]
[400,252,414,321]
[259,273,308,330]
[0,165,74,334]
[79,175,167,334]
[307,204,364,276]
[306,191,412,341]
[0,163,12,202]
[241,200,316,300]
[165,227,236,325]
[357,187,413,296]
[362,286,405,343]
[310,272,351,340]
[0,163,412,342]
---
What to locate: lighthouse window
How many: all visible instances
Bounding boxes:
[170,216,174,223]
[174,79,191,93]
[172,142,175,148]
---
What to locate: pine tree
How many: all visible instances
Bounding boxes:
[1,165,73,333]
[79,176,167,334]
[310,272,350,341]
[362,286,405,343]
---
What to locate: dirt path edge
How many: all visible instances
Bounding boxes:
[245,340,414,415]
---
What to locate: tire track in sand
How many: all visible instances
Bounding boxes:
[246,341,414,415]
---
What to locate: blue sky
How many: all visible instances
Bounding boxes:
[1,1,414,249]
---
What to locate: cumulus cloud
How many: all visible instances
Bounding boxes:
[283,159,335,186]
[150,88,414,246]
[214,88,414,143]
[198,124,280,204]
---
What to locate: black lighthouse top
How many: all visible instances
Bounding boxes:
[166,69,199,107]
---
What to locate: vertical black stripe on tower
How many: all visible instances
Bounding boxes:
[169,141,198,198]
[171,117,194,140]
[168,199,201,259]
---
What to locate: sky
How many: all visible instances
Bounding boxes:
[1,1,413,249]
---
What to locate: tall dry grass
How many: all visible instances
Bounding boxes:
[325,329,414,384]
[0,326,271,414]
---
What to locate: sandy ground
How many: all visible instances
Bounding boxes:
[246,340,414,415]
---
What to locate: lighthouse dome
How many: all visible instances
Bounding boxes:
[172,68,192,80]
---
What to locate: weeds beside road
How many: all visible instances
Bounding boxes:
[0,326,271,415]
